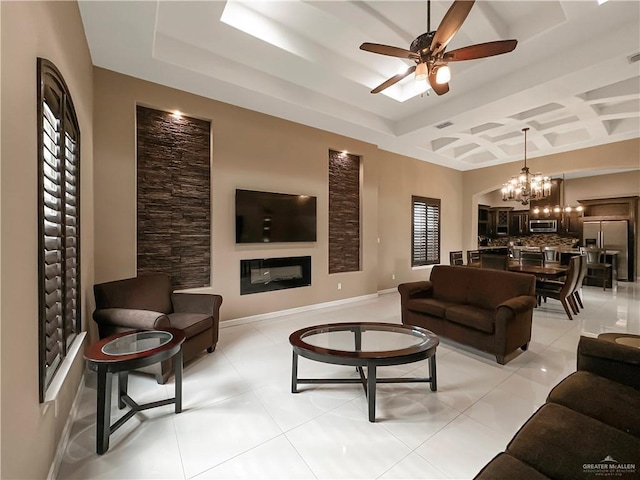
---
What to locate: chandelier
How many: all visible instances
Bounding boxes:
[501,127,551,205]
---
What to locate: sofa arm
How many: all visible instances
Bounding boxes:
[397,281,433,300]
[93,308,171,330]
[577,335,640,389]
[171,293,223,317]
[497,295,537,315]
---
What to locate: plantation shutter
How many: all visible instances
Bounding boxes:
[42,97,64,382]
[38,58,81,402]
[412,196,441,266]
[63,113,80,348]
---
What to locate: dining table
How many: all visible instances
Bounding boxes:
[508,263,568,280]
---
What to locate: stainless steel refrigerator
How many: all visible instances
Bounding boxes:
[583,220,629,281]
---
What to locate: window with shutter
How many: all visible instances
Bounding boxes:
[38,58,81,402]
[411,196,440,267]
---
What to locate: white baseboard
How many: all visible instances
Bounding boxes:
[47,371,86,480]
[377,288,397,295]
[221,293,379,328]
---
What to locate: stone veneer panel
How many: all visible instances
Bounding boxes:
[136,106,211,289]
[329,150,361,274]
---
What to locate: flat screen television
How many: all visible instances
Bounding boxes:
[235,189,317,243]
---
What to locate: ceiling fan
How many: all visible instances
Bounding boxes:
[360,0,517,96]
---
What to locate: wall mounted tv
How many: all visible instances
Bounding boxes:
[235,189,317,243]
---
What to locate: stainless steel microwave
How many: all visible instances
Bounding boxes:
[529,219,557,233]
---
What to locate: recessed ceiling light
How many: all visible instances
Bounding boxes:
[597,0,609,5]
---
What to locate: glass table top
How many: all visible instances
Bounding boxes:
[102,330,174,356]
[296,323,438,355]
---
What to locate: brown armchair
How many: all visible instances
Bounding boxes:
[93,274,223,383]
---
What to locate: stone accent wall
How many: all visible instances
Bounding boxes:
[328,150,361,274]
[136,106,211,289]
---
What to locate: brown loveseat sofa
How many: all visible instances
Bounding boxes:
[93,274,223,383]
[475,334,640,479]
[398,265,536,364]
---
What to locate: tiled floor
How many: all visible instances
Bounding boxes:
[57,282,640,479]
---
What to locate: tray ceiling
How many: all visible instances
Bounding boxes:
[79,0,640,171]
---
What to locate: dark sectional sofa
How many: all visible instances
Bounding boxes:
[398,265,537,364]
[475,334,640,480]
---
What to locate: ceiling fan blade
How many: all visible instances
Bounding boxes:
[431,0,475,56]
[428,69,450,96]
[371,65,417,94]
[443,39,518,62]
[360,43,420,60]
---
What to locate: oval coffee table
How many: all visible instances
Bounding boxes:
[289,322,439,422]
[84,328,185,454]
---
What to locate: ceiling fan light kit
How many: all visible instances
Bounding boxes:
[415,62,428,82]
[360,0,517,96]
[435,65,451,84]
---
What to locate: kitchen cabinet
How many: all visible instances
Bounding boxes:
[510,210,529,236]
[559,211,581,237]
[478,205,490,237]
[490,207,513,237]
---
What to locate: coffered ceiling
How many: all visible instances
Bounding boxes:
[79,1,640,171]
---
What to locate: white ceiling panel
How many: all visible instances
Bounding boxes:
[79,0,640,171]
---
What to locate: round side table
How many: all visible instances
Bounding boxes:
[84,328,185,454]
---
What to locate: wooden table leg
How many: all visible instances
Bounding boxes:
[367,363,377,422]
[174,348,183,413]
[291,351,299,393]
[117,371,128,409]
[429,354,437,391]
[96,365,112,455]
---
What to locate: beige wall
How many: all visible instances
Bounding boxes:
[462,139,640,251]
[564,171,640,204]
[0,2,93,479]
[93,68,464,321]
[377,151,463,290]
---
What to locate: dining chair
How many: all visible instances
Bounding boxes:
[467,250,481,266]
[510,246,523,262]
[535,255,581,320]
[449,251,464,266]
[521,251,545,267]
[572,254,588,309]
[543,246,560,265]
[480,253,509,270]
[581,247,613,291]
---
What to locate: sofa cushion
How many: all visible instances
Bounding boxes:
[548,371,640,439]
[406,298,456,318]
[429,266,471,304]
[466,269,535,310]
[507,403,640,480]
[94,274,174,314]
[445,305,495,334]
[474,453,551,480]
[168,313,213,338]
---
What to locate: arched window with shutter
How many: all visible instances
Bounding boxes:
[37,58,81,402]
